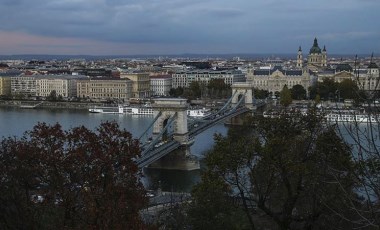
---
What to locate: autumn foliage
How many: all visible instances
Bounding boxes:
[0,122,148,229]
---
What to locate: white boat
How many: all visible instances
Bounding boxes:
[89,105,120,114]
[89,104,154,115]
[187,108,212,117]
[325,110,378,123]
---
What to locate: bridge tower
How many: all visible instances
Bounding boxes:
[151,98,189,144]
[231,83,254,109]
[150,98,199,170]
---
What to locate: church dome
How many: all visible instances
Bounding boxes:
[309,38,322,54]
[336,63,353,72]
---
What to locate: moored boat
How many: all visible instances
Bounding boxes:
[89,104,154,115]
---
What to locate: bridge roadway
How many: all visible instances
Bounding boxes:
[136,107,251,168]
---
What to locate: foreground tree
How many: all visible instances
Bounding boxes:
[191,109,361,229]
[0,122,148,229]
[280,85,292,106]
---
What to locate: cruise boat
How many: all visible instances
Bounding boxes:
[89,105,120,114]
[187,108,212,117]
[89,104,154,115]
[325,110,378,123]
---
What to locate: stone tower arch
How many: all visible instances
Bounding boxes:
[152,98,189,144]
[231,83,254,109]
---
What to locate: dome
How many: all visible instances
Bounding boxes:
[336,63,353,72]
[309,38,321,54]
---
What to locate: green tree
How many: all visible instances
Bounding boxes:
[191,110,359,229]
[0,122,148,229]
[47,90,58,101]
[318,78,338,101]
[337,79,359,100]
[207,79,230,99]
[291,84,306,100]
[280,85,292,106]
[189,81,201,99]
[254,88,269,99]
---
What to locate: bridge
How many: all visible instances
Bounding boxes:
[136,83,265,169]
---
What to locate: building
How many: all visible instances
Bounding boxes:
[35,75,87,98]
[297,38,327,70]
[316,61,380,92]
[77,78,133,101]
[171,70,246,89]
[150,75,172,96]
[246,66,312,94]
[11,75,37,97]
[120,72,151,98]
[0,70,22,96]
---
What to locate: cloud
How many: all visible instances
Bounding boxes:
[0,0,379,54]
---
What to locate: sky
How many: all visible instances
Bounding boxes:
[0,0,379,56]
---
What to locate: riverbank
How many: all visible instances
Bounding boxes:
[0,100,104,110]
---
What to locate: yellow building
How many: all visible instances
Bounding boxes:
[120,72,151,98]
[77,78,133,101]
[0,75,12,96]
[0,70,21,96]
[247,66,312,94]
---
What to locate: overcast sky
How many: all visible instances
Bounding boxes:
[0,0,379,55]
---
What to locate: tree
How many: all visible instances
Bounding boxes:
[337,79,359,100]
[47,90,58,101]
[280,85,292,107]
[207,79,230,99]
[291,84,306,100]
[254,88,269,99]
[318,78,338,101]
[189,81,202,99]
[191,109,360,229]
[0,122,148,229]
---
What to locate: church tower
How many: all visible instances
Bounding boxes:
[322,45,327,67]
[297,46,303,68]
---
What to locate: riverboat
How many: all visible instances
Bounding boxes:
[187,108,212,117]
[325,110,378,123]
[89,104,154,115]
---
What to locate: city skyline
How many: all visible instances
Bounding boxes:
[0,0,379,56]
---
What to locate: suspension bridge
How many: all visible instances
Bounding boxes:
[136,83,265,169]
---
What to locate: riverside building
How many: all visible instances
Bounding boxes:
[150,75,172,96]
[246,66,312,95]
[171,69,246,88]
[77,78,133,101]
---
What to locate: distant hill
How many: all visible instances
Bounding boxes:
[0,53,372,61]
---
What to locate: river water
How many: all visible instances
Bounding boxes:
[0,107,228,192]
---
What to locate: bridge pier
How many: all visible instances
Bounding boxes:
[148,146,200,171]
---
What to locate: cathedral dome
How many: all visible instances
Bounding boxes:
[309,38,321,54]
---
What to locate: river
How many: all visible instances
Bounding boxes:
[0,107,228,192]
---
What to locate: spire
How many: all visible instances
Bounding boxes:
[298,46,302,52]
[323,45,326,52]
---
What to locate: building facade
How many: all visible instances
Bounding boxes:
[77,78,133,101]
[316,62,380,92]
[120,72,151,98]
[11,75,37,96]
[0,70,21,96]
[171,70,246,88]
[150,75,172,96]
[35,75,87,98]
[246,66,312,94]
